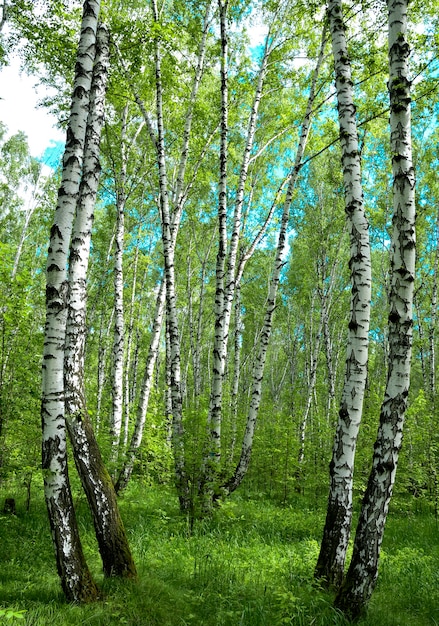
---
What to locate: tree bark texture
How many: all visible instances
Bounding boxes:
[41,0,100,603]
[207,0,229,473]
[335,0,415,618]
[64,24,137,580]
[315,0,371,588]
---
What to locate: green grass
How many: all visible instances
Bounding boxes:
[0,484,438,625]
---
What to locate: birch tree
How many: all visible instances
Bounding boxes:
[222,25,328,496]
[114,279,166,493]
[64,23,137,580]
[41,0,100,602]
[335,0,415,617]
[315,0,371,588]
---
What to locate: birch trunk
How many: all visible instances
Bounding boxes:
[207,14,271,481]
[109,105,129,459]
[296,297,324,488]
[114,279,166,493]
[229,283,242,464]
[96,307,114,432]
[222,28,327,495]
[41,0,100,602]
[11,167,43,281]
[207,0,229,473]
[123,242,139,448]
[151,0,189,510]
[315,0,371,588]
[428,206,439,407]
[335,0,415,617]
[64,24,137,580]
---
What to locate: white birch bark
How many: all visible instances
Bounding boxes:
[109,105,129,458]
[96,307,113,432]
[207,0,229,469]
[123,242,139,448]
[171,0,213,214]
[315,0,371,588]
[223,28,327,495]
[335,0,415,617]
[207,16,271,474]
[151,0,189,510]
[228,282,242,464]
[296,296,324,478]
[41,0,100,602]
[428,207,439,406]
[63,24,137,580]
[11,166,44,281]
[0,0,7,32]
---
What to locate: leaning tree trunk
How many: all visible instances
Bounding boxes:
[114,279,166,493]
[64,24,137,580]
[335,0,415,618]
[41,0,100,603]
[315,0,371,588]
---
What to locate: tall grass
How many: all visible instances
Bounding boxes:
[0,482,438,625]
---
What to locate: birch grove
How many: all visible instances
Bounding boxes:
[3,0,437,614]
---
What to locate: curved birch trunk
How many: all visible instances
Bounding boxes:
[41,0,100,602]
[222,28,327,495]
[315,0,371,588]
[335,0,415,617]
[64,24,137,580]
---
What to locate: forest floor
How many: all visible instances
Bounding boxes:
[0,481,438,625]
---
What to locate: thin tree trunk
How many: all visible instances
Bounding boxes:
[315,0,371,588]
[41,0,100,602]
[335,0,415,617]
[96,307,114,432]
[229,282,242,464]
[151,0,189,510]
[428,206,439,406]
[11,167,43,281]
[0,0,7,32]
[296,295,324,487]
[109,105,129,459]
[222,27,327,495]
[115,279,166,493]
[207,0,229,475]
[122,243,139,448]
[206,10,271,482]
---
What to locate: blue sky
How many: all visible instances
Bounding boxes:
[0,56,65,161]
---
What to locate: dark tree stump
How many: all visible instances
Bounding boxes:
[3,498,16,514]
